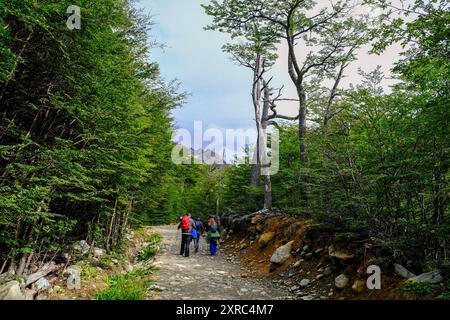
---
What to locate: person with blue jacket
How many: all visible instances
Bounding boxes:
[192,218,204,253]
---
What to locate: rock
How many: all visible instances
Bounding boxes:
[240,243,248,250]
[305,252,313,260]
[299,279,310,288]
[258,232,275,248]
[335,274,350,290]
[24,289,37,300]
[65,265,81,290]
[316,274,324,280]
[72,240,90,254]
[270,241,294,265]
[36,292,48,300]
[111,258,119,264]
[315,248,324,254]
[240,288,249,293]
[93,247,105,258]
[149,284,163,291]
[394,263,416,279]
[328,245,355,261]
[352,280,366,293]
[293,260,302,268]
[324,266,333,276]
[0,281,25,300]
[406,271,443,284]
[35,278,50,290]
[302,245,310,252]
[289,285,300,292]
[301,295,315,300]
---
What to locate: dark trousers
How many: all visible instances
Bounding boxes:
[180,234,191,257]
[193,235,201,251]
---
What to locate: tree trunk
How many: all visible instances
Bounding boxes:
[250,54,263,186]
[261,81,273,210]
[297,84,308,164]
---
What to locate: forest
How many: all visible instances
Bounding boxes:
[0,0,448,299]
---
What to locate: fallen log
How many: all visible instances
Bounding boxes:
[25,262,62,287]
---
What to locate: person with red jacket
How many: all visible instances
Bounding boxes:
[178,213,195,257]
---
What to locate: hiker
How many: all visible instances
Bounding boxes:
[206,217,221,256]
[178,213,195,257]
[192,217,204,253]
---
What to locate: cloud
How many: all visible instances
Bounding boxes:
[140,0,403,137]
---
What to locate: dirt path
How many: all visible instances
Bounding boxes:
[148,225,292,300]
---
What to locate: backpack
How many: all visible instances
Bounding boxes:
[210,224,218,233]
[195,220,203,232]
[181,216,191,231]
[191,227,198,239]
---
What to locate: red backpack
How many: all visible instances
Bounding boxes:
[181,216,191,231]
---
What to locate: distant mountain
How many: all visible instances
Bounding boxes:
[189,148,229,169]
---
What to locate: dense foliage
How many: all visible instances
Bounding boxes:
[205,0,449,270]
[0,0,182,274]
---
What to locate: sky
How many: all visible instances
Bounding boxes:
[137,0,402,160]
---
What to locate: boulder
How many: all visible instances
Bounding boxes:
[0,281,25,300]
[299,279,310,288]
[270,241,294,265]
[24,289,37,300]
[72,240,90,254]
[406,271,443,284]
[36,292,48,300]
[394,264,416,279]
[258,232,275,248]
[335,274,350,290]
[65,265,81,290]
[93,247,105,258]
[352,280,366,293]
[35,278,50,290]
[328,245,355,261]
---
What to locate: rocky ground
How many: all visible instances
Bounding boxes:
[148,225,293,300]
[1,214,446,300]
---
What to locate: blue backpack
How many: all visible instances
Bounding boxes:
[191,227,198,239]
[210,224,218,233]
